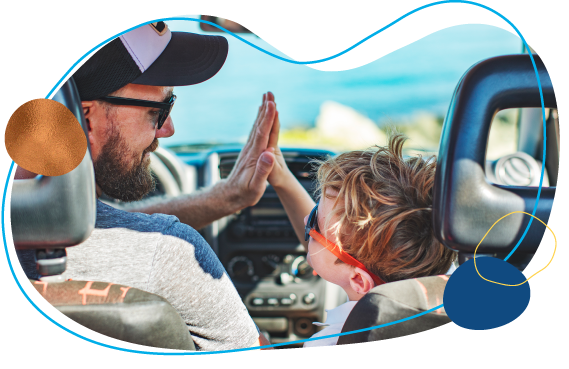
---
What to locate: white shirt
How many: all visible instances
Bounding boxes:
[303,301,358,347]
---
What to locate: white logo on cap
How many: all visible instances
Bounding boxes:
[150,22,169,36]
[119,23,172,73]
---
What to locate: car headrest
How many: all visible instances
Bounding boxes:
[337,276,450,344]
[31,279,196,350]
[11,78,96,250]
[433,54,556,257]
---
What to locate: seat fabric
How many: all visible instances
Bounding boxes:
[31,280,196,351]
[337,275,450,345]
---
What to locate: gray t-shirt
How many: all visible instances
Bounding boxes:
[17,200,258,351]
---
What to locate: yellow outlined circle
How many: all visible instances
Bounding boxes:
[474,211,556,286]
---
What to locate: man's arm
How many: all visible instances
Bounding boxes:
[258,332,272,348]
[124,178,249,230]
[129,92,278,230]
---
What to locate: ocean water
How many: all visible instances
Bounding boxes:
[163,21,522,147]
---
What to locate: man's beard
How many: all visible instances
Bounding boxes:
[94,130,159,202]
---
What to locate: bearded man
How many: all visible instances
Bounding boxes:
[16,22,279,351]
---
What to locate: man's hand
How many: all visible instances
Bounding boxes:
[224,92,278,210]
[126,92,282,230]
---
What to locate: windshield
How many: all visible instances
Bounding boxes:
[163,20,522,154]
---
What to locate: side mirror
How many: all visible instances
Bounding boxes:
[199,15,252,34]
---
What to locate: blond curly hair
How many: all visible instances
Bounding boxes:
[315,133,455,283]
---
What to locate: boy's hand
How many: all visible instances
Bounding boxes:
[261,110,294,189]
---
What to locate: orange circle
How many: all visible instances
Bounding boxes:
[5,99,87,177]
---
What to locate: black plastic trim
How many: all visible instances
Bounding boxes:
[433,55,556,254]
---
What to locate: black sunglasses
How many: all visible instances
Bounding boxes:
[98,94,177,130]
[304,202,320,242]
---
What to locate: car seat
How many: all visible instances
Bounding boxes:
[337,54,555,345]
[11,77,195,351]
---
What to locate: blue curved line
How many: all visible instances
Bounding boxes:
[4,0,547,355]
[502,55,545,260]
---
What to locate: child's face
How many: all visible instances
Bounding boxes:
[304,192,352,289]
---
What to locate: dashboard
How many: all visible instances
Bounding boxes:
[131,141,550,345]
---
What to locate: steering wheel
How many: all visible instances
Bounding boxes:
[148,151,181,197]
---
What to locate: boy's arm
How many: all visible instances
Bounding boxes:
[265,112,315,251]
[271,167,314,251]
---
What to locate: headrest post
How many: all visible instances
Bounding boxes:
[457,252,534,272]
[457,253,495,265]
[36,248,67,277]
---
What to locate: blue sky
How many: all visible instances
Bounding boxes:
[162,21,521,146]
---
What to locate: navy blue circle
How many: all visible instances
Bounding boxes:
[444,257,530,330]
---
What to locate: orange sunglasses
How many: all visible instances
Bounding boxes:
[304,202,385,286]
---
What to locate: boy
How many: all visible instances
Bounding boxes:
[265,131,456,347]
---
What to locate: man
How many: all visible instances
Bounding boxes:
[16,22,280,351]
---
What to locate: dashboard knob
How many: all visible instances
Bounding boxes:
[291,255,313,279]
[228,256,254,279]
[262,254,280,274]
[302,293,316,305]
[278,272,294,285]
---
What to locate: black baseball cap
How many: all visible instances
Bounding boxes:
[73,22,228,101]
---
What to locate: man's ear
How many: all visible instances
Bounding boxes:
[349,267,375,295]
[82,101,93,126]
[82,101,96,146]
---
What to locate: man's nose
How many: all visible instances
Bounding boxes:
[156,116,174,138]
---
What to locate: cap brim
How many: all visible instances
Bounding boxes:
[132,32,228,86]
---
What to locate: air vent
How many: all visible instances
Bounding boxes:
[219,154,238,179]
[486,151,549,187]
[500,157,532,186]
[285,157,320,180]
[218,152,328,181]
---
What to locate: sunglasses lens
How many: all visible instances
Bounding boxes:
[157,96,176,130]
[158,110,168,130]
